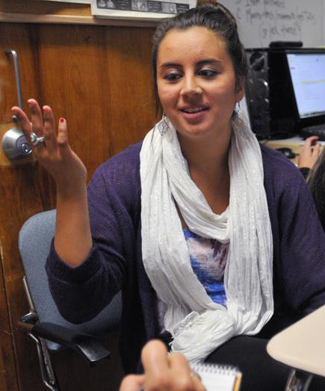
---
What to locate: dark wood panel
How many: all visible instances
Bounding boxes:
[0,163,52,391]
[0,253,19,391]
[0,22,48,391]
[31,23,156,178]
[0,23,41,137]
[0,0,89,16]
[0,20,157,391]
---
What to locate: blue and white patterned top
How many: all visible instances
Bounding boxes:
[157,229,229,332]
[184,229,228,307]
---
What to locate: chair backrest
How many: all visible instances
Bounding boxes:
[18,209,122,352]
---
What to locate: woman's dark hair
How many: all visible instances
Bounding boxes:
[152,1,248,110]
[307,149,325,232]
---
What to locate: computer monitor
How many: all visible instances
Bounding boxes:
[286,49,325,129]
[245,48,325,139]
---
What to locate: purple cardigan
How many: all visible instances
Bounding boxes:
[46,142,325,373]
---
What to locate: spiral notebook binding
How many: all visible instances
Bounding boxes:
[191,362,242,391]
[192,362,240,375]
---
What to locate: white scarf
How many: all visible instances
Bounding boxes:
[140,109,274,363]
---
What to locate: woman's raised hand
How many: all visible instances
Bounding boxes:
[12,99,87,195]
[12,99,92,267]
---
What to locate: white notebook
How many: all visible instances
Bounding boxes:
[191,362,242,391]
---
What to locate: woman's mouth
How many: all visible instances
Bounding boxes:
[180,106,209,114]
[180,106,209,120]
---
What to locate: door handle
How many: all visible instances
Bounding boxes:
[2,49,32,160]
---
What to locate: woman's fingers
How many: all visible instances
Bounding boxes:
[12,101,50,152]
[169,352,205,391]
[305,136,319,148]
[27,99,44,137]
[12,100,87,189]
[12,101,61,155]
[313,142,321,156]
[191,373,206,391]
[42,106,58,153]
[56,117,73,160]
[11,106,32,136]
[119,374,145,391]
[57,118,69,146]
[141,340,206,391]
[298,135,322,169]
[141,340,169,385]
[169,352,192,376]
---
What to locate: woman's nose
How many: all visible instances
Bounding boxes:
[180,76,202,97]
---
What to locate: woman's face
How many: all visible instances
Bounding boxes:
[157,27,244,142]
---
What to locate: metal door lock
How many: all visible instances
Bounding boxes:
[2,127,32,160]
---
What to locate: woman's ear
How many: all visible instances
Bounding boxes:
[235,77,245,101]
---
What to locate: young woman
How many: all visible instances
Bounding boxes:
[12,3,325,390]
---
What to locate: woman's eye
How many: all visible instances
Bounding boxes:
[198,69,218,77]
[163,73,182,81]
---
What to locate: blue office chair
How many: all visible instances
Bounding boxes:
[17,210,122,391]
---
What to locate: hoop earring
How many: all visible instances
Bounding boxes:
[158,113,170,136]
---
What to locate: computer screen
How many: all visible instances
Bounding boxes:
[286,50,325,121]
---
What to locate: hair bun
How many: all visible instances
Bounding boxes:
[197,1,238,28]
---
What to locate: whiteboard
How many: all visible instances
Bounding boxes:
[223,0,325,48]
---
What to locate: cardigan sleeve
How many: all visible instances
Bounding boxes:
[275,162,325,315]
[45,144,141,323]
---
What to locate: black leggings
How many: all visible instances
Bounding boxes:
[205,335,325,391]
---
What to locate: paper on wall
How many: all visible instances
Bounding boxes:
[91,0,196,21]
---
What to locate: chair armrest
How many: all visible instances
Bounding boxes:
[18,320,110,365]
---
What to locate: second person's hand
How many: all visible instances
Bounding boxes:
[298,136,321,170]
[120,340,205,391]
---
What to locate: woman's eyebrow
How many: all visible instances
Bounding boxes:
[159,58,222,71]
[197,59,222,66]
[159,62,182,70]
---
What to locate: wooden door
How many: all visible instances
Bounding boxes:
[0,21,156,391]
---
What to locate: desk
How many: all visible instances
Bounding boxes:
[267,305,325,378]
[261,136,325,166]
